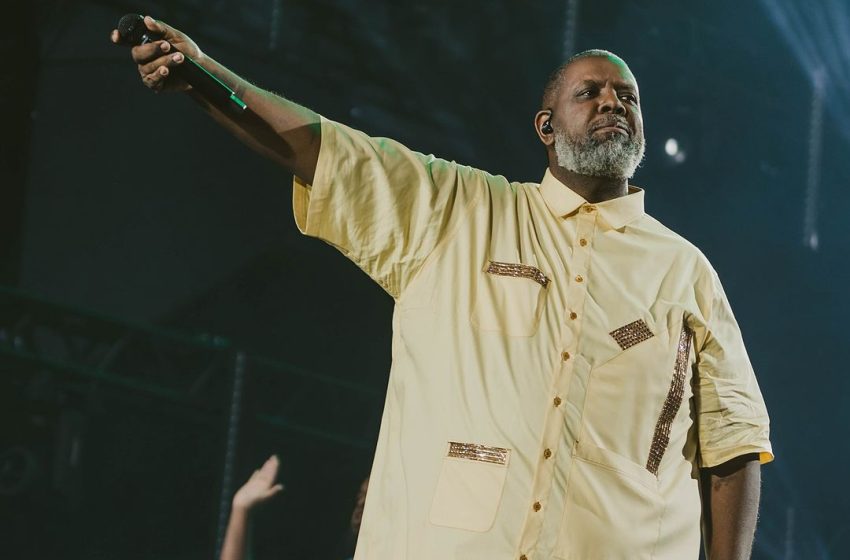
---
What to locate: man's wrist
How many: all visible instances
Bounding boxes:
[197,54,243,98]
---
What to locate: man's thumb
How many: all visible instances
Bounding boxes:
[144,15,169,37]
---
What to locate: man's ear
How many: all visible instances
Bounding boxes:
[534,110,555,146]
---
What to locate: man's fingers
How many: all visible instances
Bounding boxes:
[145,16,179,42]
[141,74,162,92]
[144,16,166,35]
[142,67,169,91]
[114,15,194,94]
[137,52,184,78]
[131,40,171,64]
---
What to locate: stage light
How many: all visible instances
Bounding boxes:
[664,137,686,164]
[761,0,850,250]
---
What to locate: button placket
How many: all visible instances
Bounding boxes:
[571,206,595,289]
[562,206,595,369]
[529,209,600,552]
[517,204,597,558]
[518,349,571,554]
[518,313,577,553]
[559,208,596,442]
[567,206,595,319]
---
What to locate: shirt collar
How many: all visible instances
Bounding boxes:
[539,168,645,230]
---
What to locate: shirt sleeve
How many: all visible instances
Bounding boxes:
[292,117,485,298]
[691,264,774,468]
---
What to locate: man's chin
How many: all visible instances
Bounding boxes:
[559,163,631,180]
[590,170,631,180]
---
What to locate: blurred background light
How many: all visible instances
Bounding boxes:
[664,137,687,163]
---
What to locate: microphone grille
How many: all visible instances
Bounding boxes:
[117,14,147,45]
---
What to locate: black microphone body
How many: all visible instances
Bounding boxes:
[117,14,247,114]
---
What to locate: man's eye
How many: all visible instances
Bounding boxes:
[578,90,593,98]
[621,94,638,103]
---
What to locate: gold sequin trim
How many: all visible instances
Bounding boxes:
[448,442,509,465]
[486,261,550,288]
[610,319,655,350]
[646,325,693,475]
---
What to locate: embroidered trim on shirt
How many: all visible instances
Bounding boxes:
[448,442,509,465]
[486,261,550,288]
[610,319,655,350]
[646,325,693,475]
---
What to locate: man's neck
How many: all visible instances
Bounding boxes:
[548,164,629,203]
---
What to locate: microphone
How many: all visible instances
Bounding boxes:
[116,14,247,114]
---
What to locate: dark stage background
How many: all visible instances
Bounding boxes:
[2,1,848,558]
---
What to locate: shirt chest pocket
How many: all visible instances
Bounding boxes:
[429,442,510,532]
[470,261,549,337]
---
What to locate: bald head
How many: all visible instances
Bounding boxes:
[541,49,635,109]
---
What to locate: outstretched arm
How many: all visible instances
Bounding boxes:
[220,455,285,560]
[701,453,761,560]
[110,16,321,183]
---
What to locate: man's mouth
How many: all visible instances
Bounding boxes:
[591,120,630,136]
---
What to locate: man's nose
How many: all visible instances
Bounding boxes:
[599,90,625,115]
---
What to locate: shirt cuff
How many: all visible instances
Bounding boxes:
[293,116,334,239]
[701,443,774,469]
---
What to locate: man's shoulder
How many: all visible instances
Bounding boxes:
[637,213,717,275]
[461,172,539,200]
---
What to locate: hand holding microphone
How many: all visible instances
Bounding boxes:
[111,15,247,113]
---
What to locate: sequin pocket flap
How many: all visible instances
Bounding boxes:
[471,260,549,337]
[485,260,550,288]
[447,441,510,465]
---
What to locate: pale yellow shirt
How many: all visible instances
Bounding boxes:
[293,118,772,560]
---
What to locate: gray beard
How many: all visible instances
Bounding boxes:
[554,128,645,179]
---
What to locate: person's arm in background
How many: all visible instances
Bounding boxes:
[701,453,761,560]
[110,16,320,183]
[220,455,285,560]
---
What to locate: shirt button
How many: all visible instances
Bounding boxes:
[575,275,584,283]
[553,396,562,407]
[584,205,596,213]
[533,501,542,512]
[579,238,588,246]
[520,556,528,560]
[569,311,578,320]
[561,351,570,361]
[543,448,552,459]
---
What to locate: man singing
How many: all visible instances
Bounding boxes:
[112,16,772,560]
